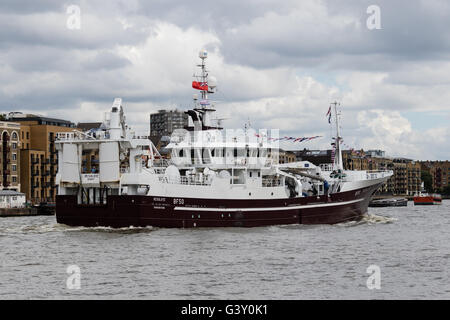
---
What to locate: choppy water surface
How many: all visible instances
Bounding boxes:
[1,201,449,299]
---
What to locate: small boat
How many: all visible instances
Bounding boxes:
[413,192,442,205]
[369,198,408,207]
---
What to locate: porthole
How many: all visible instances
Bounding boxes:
[249,192,251,196]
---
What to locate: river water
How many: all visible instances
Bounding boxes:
[0,201,449,299]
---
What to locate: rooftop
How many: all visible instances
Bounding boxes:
[9,114,75,127]
[0,190,25,196]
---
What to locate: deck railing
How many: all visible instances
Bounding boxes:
[158,175,212,186]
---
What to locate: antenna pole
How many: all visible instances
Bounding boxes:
[333,101,343,171]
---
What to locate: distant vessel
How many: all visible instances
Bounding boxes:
[413,193,442,205]
[54,50,393,228]
[369,198,408,207]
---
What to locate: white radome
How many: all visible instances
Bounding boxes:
[208,76,217,88]
[199,49,208,59]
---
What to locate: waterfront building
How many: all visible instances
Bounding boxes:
[279,149,296,164]
[366,149,386,158]
[420,160,450,192]
[10,114,75,203]
[0,190,26,208]
[390,158,421,196]
[0,121,21,192]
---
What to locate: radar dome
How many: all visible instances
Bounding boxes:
[199,49,208,59]
[208,76,217,89]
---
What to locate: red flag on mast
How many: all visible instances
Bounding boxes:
[192,81,208,91]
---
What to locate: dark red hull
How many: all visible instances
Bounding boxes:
[56,183,382,228]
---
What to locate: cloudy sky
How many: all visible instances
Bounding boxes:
[1,0,449,160]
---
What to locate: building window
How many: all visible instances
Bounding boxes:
[12,132,18,140]
[27,132,29,139]
[12,153,17,161]
[12,164,17,172]
[12,143,17,149]
[12,176,17,183]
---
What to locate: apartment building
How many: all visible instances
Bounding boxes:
[337,150,421,196]
[150,109,188,137]
[420,160,450,192]
[0,121,21,192]
[279,149,296,164]
[12,115,75,203]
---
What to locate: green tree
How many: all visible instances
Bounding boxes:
[0,114,6,121]
[421,171,432,192]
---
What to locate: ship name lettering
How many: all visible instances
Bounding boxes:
[154,197,166,202]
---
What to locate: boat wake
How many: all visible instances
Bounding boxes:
[61,225,157,234]
[0,223,156,235]
[337,213,397,227]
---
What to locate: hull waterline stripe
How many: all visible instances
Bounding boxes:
[174,198,365,212]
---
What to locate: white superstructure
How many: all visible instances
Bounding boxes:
[55,51,392,205]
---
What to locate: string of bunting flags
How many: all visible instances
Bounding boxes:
[254,134,322,142]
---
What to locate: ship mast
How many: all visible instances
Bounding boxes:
[331,101,343,171]
[192,49,217,129]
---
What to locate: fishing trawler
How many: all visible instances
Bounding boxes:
[54,50,393,228]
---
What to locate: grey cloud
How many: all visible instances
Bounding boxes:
[0,0,63,14]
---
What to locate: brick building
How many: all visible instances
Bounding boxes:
[420,160,450,192]
[0,121,21,192]
[11,115,75,203]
